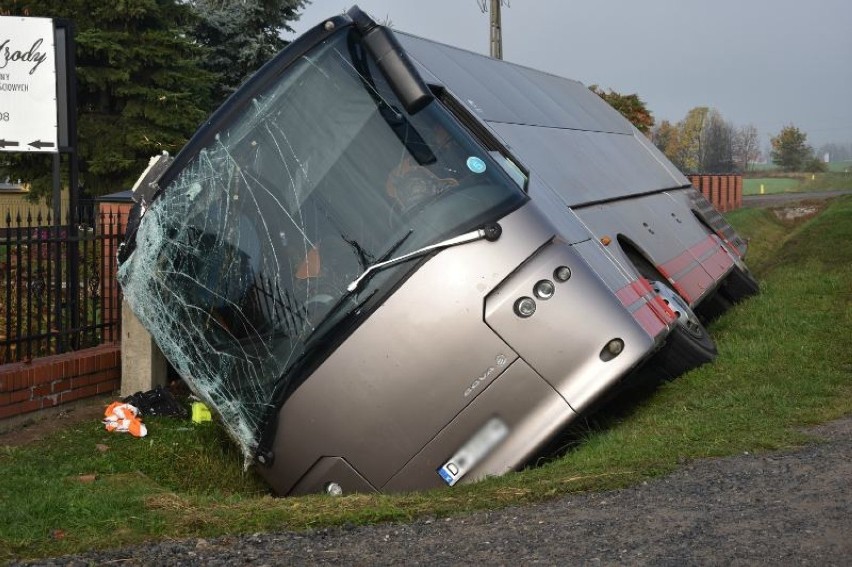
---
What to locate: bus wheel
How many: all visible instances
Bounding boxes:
[696,291,732,323]
[650,280,717,381]
[719,266,759,304]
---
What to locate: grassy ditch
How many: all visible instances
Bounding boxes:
[2,197,851,561]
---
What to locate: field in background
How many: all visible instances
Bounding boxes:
[2,196,851,562]
[748,161,852,173]
[743,177,800,195]
[826,161,852,173]
[743,170,852,195]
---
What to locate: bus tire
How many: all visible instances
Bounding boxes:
[658,323,717,380]
[620,321,717,392]
[696,291,732,323]
[719,266,759,304]
[649,280,718,382]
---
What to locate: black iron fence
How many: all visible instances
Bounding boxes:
[1,203,125,363]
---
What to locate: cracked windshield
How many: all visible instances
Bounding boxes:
[118,28,525,459]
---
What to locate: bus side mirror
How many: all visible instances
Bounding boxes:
[348,6,434,115]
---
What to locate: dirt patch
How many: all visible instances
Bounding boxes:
[773,204,820,221]
[0,395,113,447]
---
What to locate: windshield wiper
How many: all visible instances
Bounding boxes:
[301,229,414,338]
[347,223,502,293]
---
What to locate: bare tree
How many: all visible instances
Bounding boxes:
[733,124,760,172]
[701,109,736,173]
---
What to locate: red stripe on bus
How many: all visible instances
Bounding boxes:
[716,230,744,258]
[688,235,717,259]
[701,246,734,280]
[649,294,677,324]
[616,283,641,307]
[659,250,694,279]
[615,278,676,338]
[658,235,733,303]
[633,303,668,337]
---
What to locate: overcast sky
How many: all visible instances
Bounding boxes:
[284,0,852,153]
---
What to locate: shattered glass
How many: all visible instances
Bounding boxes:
[118,29,525,462]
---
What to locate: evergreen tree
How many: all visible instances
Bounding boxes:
[770,125,813,172]
[0,0,216,198]
[188,0,308,105]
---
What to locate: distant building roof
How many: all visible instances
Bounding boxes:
[0,183,26,193]
[96,190,133,202]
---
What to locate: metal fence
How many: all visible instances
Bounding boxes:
[1,203,124,363]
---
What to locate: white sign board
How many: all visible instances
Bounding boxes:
[0,17,57,153]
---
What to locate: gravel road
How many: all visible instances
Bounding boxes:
[19,417,852,566]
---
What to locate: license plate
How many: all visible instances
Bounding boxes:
[438,417,509,486]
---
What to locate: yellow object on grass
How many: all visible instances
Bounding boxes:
[191,402,212,423]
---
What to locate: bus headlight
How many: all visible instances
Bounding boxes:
[514,297,536,318]
[554,266,572,282]
[534,279,555,300]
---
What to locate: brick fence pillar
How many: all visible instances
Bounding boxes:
[710,176,720,210]
[734,175,743,209]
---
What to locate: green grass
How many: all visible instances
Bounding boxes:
[747,162,778,172]
[826,161,852,173]
[747,161,852,173]
[743,173,852,195]
[2,197,851,562]
[723,206,797,272]
[799,172,852,191]
[743,177,800,195]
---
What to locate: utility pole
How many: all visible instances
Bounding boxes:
[490,0,502,59]
[478,0,509,60]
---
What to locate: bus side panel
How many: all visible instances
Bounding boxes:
[573,190,735,305]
